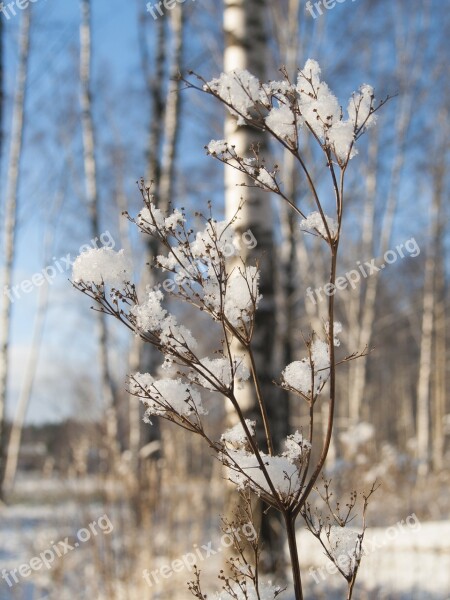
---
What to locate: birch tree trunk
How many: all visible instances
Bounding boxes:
[0,14,3,165]
[127,11,168,477]
[416,212,436,477]
[224,0,280,445]
[130,8,184,521]
[432,252,446,472]
[416,118,446,476]
[159,5,184,211]
[0,9,31,498]
[347,39,419,422]
[277,0,301,376]
[431,111,448,472]
[80,0,119,466]
[3,216,53,494]
[224,0,288,574]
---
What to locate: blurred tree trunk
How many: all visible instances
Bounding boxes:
[0,13,3,163]
[80,0,120,466]
[130,7,184,521]
[277,0,301,377]
[0,9,31,499]
[416,210,435,477]
[224,0,288,575]
[431,109,449,472]
[347,18,422,423]
[159,5,183,210]
[2,184,63,495]
[417,114,447,476]
[432,251,446,472]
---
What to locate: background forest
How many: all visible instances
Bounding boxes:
[0,0,448,598]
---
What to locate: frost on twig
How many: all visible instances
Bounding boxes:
[72,57,388,600]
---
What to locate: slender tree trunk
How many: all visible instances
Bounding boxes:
[159,4,184,210]
[348,87,411,423]
[130,7,184,521]
[3,242,50,494]
[224,0,278,444]
[347,9,427,423]
[417,121,446,476]
[432,259,446,472]
[277,0,301,378]
[416,217,435,477]
[2,178,65,495]
[224,0,288,575]
[128,12,167,517]
[0,9,31,499]
[431,112,448,472]
[0,13,3,165]
[80,0,119,465]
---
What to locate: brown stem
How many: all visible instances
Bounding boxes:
[294,244,339,517]
[248,346,274,455]
[347,575,357,600]
[230,397,284,510]
[284,512,303,600]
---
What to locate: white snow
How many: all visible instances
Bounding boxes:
[72,248,132,286]
[282,338,330,397]
[130,374,207,418]
[300,211,338,239]
[223,448,302,499]
[193,355,250,391]
[207,139,229,155]
[207,69,260,124]
[221,419,256,447]
[265,104,298,144]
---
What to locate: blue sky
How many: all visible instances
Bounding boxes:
[1,0,447,423]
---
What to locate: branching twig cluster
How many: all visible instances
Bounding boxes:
[72,60,389,600]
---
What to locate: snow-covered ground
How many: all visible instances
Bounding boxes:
[298,519,450,599]
[1,477,449,599]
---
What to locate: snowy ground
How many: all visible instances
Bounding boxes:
[0,477,449,599]
[298,520,450,599]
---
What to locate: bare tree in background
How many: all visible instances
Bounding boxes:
[2,182,65,495]
[431,122,447,473]
[79,0,119,467]
[416,112,448,476]
[0,9,31,500]
[346,12,426,424]
[129,5,185,520]
[0,12,3,167]
[223,0,289,573]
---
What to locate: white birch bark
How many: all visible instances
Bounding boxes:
[431,112,448,472]
[159,4,184,211]
[416,210,435,477]
[416,117,446,476]
[347,34,420,422]
[80,0,119,463]
[223,0,287,574]
[2,196,58,494]
[224,0,279,433]
[0,9,31,495]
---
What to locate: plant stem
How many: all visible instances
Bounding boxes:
[294,246,339,518]
[284,513,303,600]
[248,346,274,455]
[347,576,356,600]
